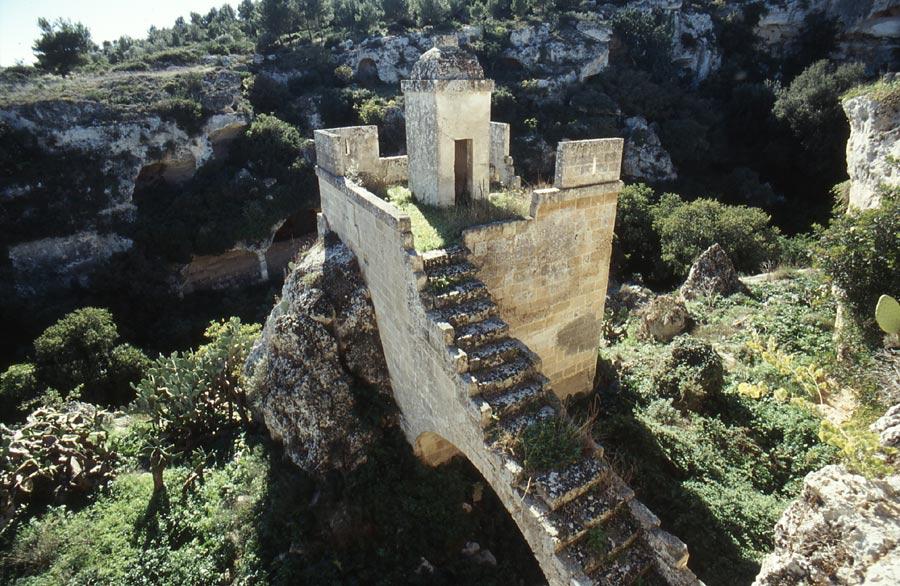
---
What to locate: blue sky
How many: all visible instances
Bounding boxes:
[0,0,240,66]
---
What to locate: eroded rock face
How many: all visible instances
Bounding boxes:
[637,294,694,343]
[8,231,133,297]
[245,236,392,478]
[752,464,900,586]
[622,116,677,183]
[843,90,900,211]
[872,403,900,450]
[680,243,750,300]
[755,0,899,67]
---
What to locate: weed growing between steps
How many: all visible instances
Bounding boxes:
[384,186,529,252]
[585,526,610,556]
[518,417,583,473]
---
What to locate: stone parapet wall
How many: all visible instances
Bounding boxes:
[554,138,624,188]
[489,121,520,188]
[314,125,409,185]
[463,181,620,398]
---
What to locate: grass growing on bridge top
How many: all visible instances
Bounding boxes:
[385,186,529,252]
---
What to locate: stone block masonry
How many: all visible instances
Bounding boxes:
[554,138,624,188]
[314,155,698,585]
[464,169,621,399]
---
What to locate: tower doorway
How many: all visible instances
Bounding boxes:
[454,138,473,205]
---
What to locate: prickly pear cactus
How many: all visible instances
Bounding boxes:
[875,294,900,334]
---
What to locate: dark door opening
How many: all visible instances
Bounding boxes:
[454,138,473,206]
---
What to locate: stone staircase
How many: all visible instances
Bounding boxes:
[419,244,699,586]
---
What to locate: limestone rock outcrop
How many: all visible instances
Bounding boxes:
[872,403,900,450]
[245,236,392,478]
[0,68,248,297]
[755,0,899,68]
[843,86,900,211]
[752,464,900,586]
[638,294,694,343]
[680,243,750,300]
[622,116,677,183]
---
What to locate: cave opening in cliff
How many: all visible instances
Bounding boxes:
[356,58,379,87]
[272,208,318,243]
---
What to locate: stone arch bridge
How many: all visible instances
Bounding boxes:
[312,125,700,586]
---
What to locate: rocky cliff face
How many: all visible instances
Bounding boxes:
[756,0,899,68]
[244,236,393,478]
[0,67,248,296]
[842,84,900,211]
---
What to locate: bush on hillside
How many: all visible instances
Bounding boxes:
[235,114,303,178]
[613,183,664,280]
[654,194,781,279]
[1,402,118,530]
[815,198,900,323]
[652,335,724,410]
[32,307,149,406]
[32,18,95,75]
[246,73,292,115]
[135,318,260,455]
[773,60,865,175]
[614,184,781,284]
[0,364,40,422]
[153,97,204,134]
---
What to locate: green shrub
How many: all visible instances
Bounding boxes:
[134,318,260,454]
[32,307,148,406]
[652,336,724,410]
[773,60,865,176]
[0,363,40,421]
[236,113,302,178]
[654,195,781,278]
[153,97,204,134]
[1,403,118,529]
[246,73,291,115]
[613,183,663,280]
[611,8,673,74]
[519,417,582,472]
[33,18,95,75]
[815,198,899,322]
[2,439,269,585]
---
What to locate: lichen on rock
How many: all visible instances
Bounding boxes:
[244,235,392,478]
[752,464,900,586]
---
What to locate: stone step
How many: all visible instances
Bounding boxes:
[479,379,547,425]
[550,475,635,550]
[487,404,557,453]
[440,298,498,329]
[455,317,509,351]
[428,279,489,310]
[425,261,476,290]
[527,457,610,511]
[587,538,655,586]
[468,357,534,396]
[421,244,468,271]
[566,509,643,575]
[466,338,524,372]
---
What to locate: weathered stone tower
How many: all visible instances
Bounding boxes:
[402,36,493,206]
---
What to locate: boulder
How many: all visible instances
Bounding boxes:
[753,464,900,586]
[637,294,694,343]
[622,116,677,183]
[679,243,750,300]
[843,89,900,211]
[245,236,392,478]
[872,403,900,450]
